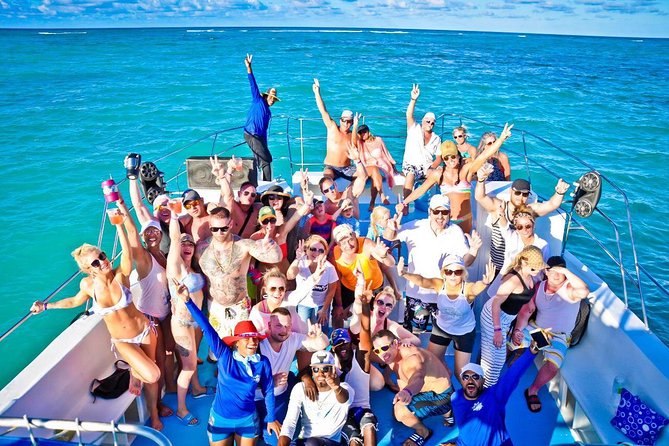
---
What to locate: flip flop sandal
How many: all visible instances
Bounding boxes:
[176,412,199,426]
[524,389,542,413]
[192,386,216,399]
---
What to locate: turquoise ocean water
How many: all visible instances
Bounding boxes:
[1,27,668,388]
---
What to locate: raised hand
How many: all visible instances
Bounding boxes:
[312,255,328,282]
[500,122,514,141]
[397,256,406,277]
[312,78,320,94]
[303,189,315,206]
[346,142,360,162]
[209,155,225,180]
[410,83,420,101]
[483,259,495,285]
[324,373,339,390]
[395,202,406,215]
[465,229,482,252]
[295,239,307,260]
[555,178,570,195]
[307,319,323,338]
[477,163,493,182]
[353,112,362,127]
[259,227,276,250]
[244,53,253,69]
[371,237,390,260]
[300,168,310,191]
[339,198,352,210]
[170,277,191,303]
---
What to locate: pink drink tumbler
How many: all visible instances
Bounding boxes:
[102,178,120,203]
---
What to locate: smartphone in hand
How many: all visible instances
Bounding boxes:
[530,329,550,350]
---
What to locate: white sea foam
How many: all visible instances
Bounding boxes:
[631,39,643,42]
[186,29,224,33]
[38,31,87,35]
[518,35,526,38]
[370,30,409,34]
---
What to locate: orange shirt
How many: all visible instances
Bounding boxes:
[334,237,384,290]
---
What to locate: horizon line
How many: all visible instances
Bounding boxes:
[1,25,666,40]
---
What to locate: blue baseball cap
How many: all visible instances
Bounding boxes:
[330,329,351,347]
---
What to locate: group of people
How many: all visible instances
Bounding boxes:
[30,55,592,446]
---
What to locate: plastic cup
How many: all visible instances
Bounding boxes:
[107,208,123,225]
[169,198,183,214]
[232,156,243,171]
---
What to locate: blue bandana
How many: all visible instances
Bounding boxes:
[232,350,261,377]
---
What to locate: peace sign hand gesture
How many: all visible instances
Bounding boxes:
[410,84,420,101]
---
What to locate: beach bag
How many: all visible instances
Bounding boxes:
[569,299,591,347]
[90,360,130,402]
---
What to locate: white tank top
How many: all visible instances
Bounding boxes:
[131,254,170,319]
[435,283,476,336]
[535,281,580,334]
[343,354,370,409]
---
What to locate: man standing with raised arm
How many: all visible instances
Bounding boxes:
[244,53,279,183]
[313,78,358,181]
[401,84,441,201]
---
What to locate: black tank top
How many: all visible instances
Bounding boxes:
[500,270,535,316]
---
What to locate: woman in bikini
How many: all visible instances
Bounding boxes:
[398,255,494,381]
[352,121,397,210]
[166,208,210,426]
[30,197,163,430]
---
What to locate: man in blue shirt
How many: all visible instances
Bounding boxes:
[244,53,279,183]
[445,346,538,446]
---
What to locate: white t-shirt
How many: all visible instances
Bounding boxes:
[402,122,441,169]
[398,219,469,303]
[255,333,307,398]
[295,259,339,308]
[280,382,354,441]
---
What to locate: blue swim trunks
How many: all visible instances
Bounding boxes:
[207,409,258,441]
[408,387,454,419]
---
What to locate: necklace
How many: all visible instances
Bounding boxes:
[316,389,332,411]
[212,239,234,273]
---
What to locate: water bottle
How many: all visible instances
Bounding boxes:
[101,177,120,203]
[124,153,141,180]
[610,375,626,412]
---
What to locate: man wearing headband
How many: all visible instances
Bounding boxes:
[279,351,354,446]
[401,84,441,203]
[243,53,279,182]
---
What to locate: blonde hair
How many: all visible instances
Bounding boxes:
[71,243,100,272]
[504,245,544,275]
[512,205,536,223]
[262,266,286,285]
[305,234,329,253]
[375,286,397,306]
[369,207,390,239]
[452,125,468,136]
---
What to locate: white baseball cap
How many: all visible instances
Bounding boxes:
[429,194,451,210]
[460,362,484,378]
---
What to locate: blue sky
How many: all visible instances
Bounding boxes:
[1,0,667,38]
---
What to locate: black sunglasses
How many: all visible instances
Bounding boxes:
[90,252,107,269]
[443,269,464,276]
[454,134,465,139]
[431,209,450,216]
[309,247,325,254]
[375,299,393,309]
[211,226,230,233]
[515,224,533,230]
[266,194,283,201]
[461,373,481,381]
[262,218,277,225]
[513,191,530,197]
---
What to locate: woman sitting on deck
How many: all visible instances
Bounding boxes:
[30,196,163,430]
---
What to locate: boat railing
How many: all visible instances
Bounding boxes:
[0,416,171,445]
[2,114,666,345]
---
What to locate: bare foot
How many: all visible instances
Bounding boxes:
[129,374,142,396]
[150,417,163,431]
[158,402,174,417]
[382,195,390,205]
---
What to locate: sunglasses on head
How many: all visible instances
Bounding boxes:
[431,209,450,216]
[322,185,336,193]
[375,299,393,309]
[513,190,530,197]
[311,365,333,374]
[515,224,533,231]
[242,190,257,197]
[309,247,325,254]
[211,226,230,233]
[268,286,286,293]
[461,373,481,381]
[453,134,465,139]
[184,200,201,210]
[373,343,393,356]
[90,252,107,269]
[262,218,277,225]
[443,269,464,276]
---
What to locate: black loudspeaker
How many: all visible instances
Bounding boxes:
[138,161,167,204]
[186,156,257,190]
[571,171,602,218]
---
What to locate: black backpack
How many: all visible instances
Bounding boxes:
[569,299,591,347]
[90,360,131,402]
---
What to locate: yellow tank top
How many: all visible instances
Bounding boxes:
[334,237,384,290]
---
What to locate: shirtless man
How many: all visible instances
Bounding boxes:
[179,189,211,243]
[211,155,262,239]
[197,207,282,337]
[313,78,357,181]
[372,330,453,446]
